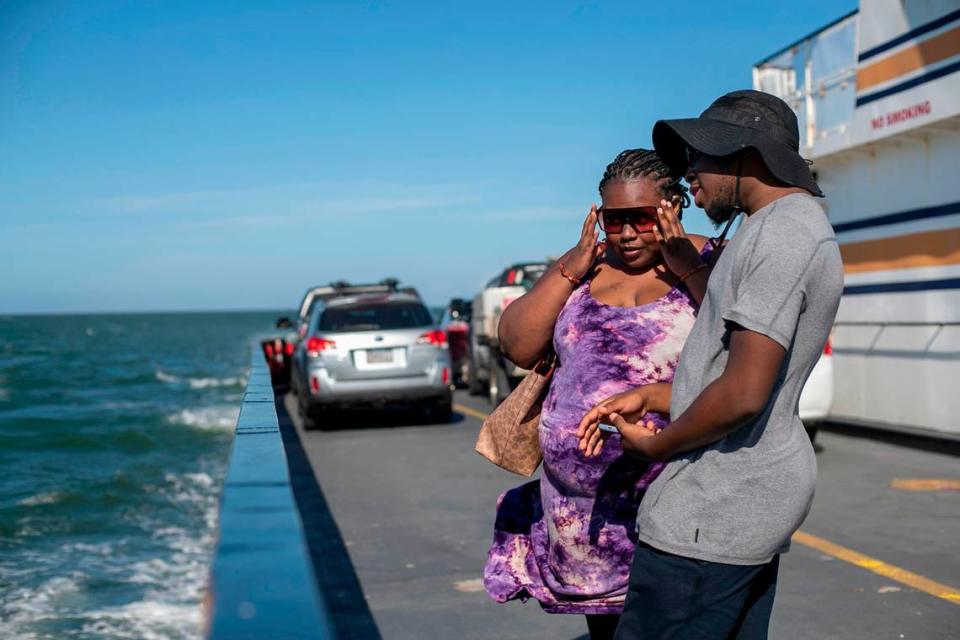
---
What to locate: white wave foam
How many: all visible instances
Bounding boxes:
[155,370,245,389]
[82,600,202,640]
[0,568,205,640]
[2,477,224,640]
[63,541,118,556]
[187,376,243,389]
[0,574,83,639]
[84,472,222,639]
[166,407,238,431]
[161,472,218,513]
[155,370,181,385]
[17,491,63,506]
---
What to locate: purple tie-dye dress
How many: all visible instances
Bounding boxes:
[483,275,704,614]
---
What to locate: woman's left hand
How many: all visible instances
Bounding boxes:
[655,196,704,278]
[579,412,662,459]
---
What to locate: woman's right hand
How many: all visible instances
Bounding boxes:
[561,205,606,281]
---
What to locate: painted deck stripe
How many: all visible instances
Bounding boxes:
[856,58,960,106]
[857,26,960,91]
[844,277,960,295]
[454,403,491,421]
[792,530,960,605]
[833,201,960,234]
[890,478,960,491]
[457,402,960,607]
[841,227,960,274]
[858,8,960,62]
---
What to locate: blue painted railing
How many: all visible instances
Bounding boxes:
[205,346,334,639]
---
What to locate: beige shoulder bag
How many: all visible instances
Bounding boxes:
[474,350,558,476]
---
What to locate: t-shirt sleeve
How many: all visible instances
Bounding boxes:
[722,220,821,350]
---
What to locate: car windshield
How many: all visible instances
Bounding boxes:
[318,303,434,332]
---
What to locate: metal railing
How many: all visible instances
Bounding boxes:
[753,10,859,153]
[205,346,334,639]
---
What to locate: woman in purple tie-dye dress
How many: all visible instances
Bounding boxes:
[485,149,714,640]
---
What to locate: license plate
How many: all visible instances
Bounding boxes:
[366,348,394,364]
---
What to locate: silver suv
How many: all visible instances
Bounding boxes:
[292,291,453,428]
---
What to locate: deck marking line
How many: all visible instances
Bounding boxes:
[890,478,960,492]
[792,530,960,605]
[453,403,491,421]
[454,404,960,606]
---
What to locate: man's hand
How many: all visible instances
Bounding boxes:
[635,326,787,460]
[577,384,670,457]
[577,384,670,434]
[579,412,662,459]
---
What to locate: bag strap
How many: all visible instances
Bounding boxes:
[706,212,741,267]
[533,348,558,376]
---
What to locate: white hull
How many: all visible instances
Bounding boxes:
[755,0,960,436]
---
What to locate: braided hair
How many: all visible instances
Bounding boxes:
[598,148,690,210]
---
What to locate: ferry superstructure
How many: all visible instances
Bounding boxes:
[754,0,960,436]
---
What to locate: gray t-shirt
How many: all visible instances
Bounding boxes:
[635,193,843,565]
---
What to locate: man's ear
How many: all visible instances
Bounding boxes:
[744,149,780,185]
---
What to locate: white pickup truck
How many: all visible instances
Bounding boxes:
[467,262,550,406]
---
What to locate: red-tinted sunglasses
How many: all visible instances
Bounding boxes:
[598,206,659,234]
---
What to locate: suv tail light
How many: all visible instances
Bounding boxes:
[418,329,448,346]
[823,338,833,356]
[306,336,336,356]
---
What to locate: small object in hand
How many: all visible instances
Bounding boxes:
[598,423,618,434]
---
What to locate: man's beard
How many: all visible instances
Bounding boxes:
[706,202,738,228]
[704,181,739,228]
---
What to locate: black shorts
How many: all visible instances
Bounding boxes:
[614,542,780,640]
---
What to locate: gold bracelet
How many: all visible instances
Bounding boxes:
[678,263,708,282]
[558,261,581,286]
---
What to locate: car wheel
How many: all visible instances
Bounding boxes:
[467,356,485,396]
[488,359,509,407]
[300,399,320,431]
[804,424,819,444]
[431,396,454,424]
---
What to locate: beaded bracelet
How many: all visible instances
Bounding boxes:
[678,263,709,282]
[557,261,581,286]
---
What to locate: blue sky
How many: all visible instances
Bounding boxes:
[0,0,855,313]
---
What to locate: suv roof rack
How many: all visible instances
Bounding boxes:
[298,279,421,318]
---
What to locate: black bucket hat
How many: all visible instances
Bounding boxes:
[652,89,823,197]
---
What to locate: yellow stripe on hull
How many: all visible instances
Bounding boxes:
[840,227,960,274]
[857,26,960,92]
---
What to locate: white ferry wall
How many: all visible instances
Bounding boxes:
[754,0,960,436]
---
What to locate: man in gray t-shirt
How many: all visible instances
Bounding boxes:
[578,91,843,639]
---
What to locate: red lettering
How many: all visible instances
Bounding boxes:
[882,101,933,126]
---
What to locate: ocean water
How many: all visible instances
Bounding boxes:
[0,311,283,639]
